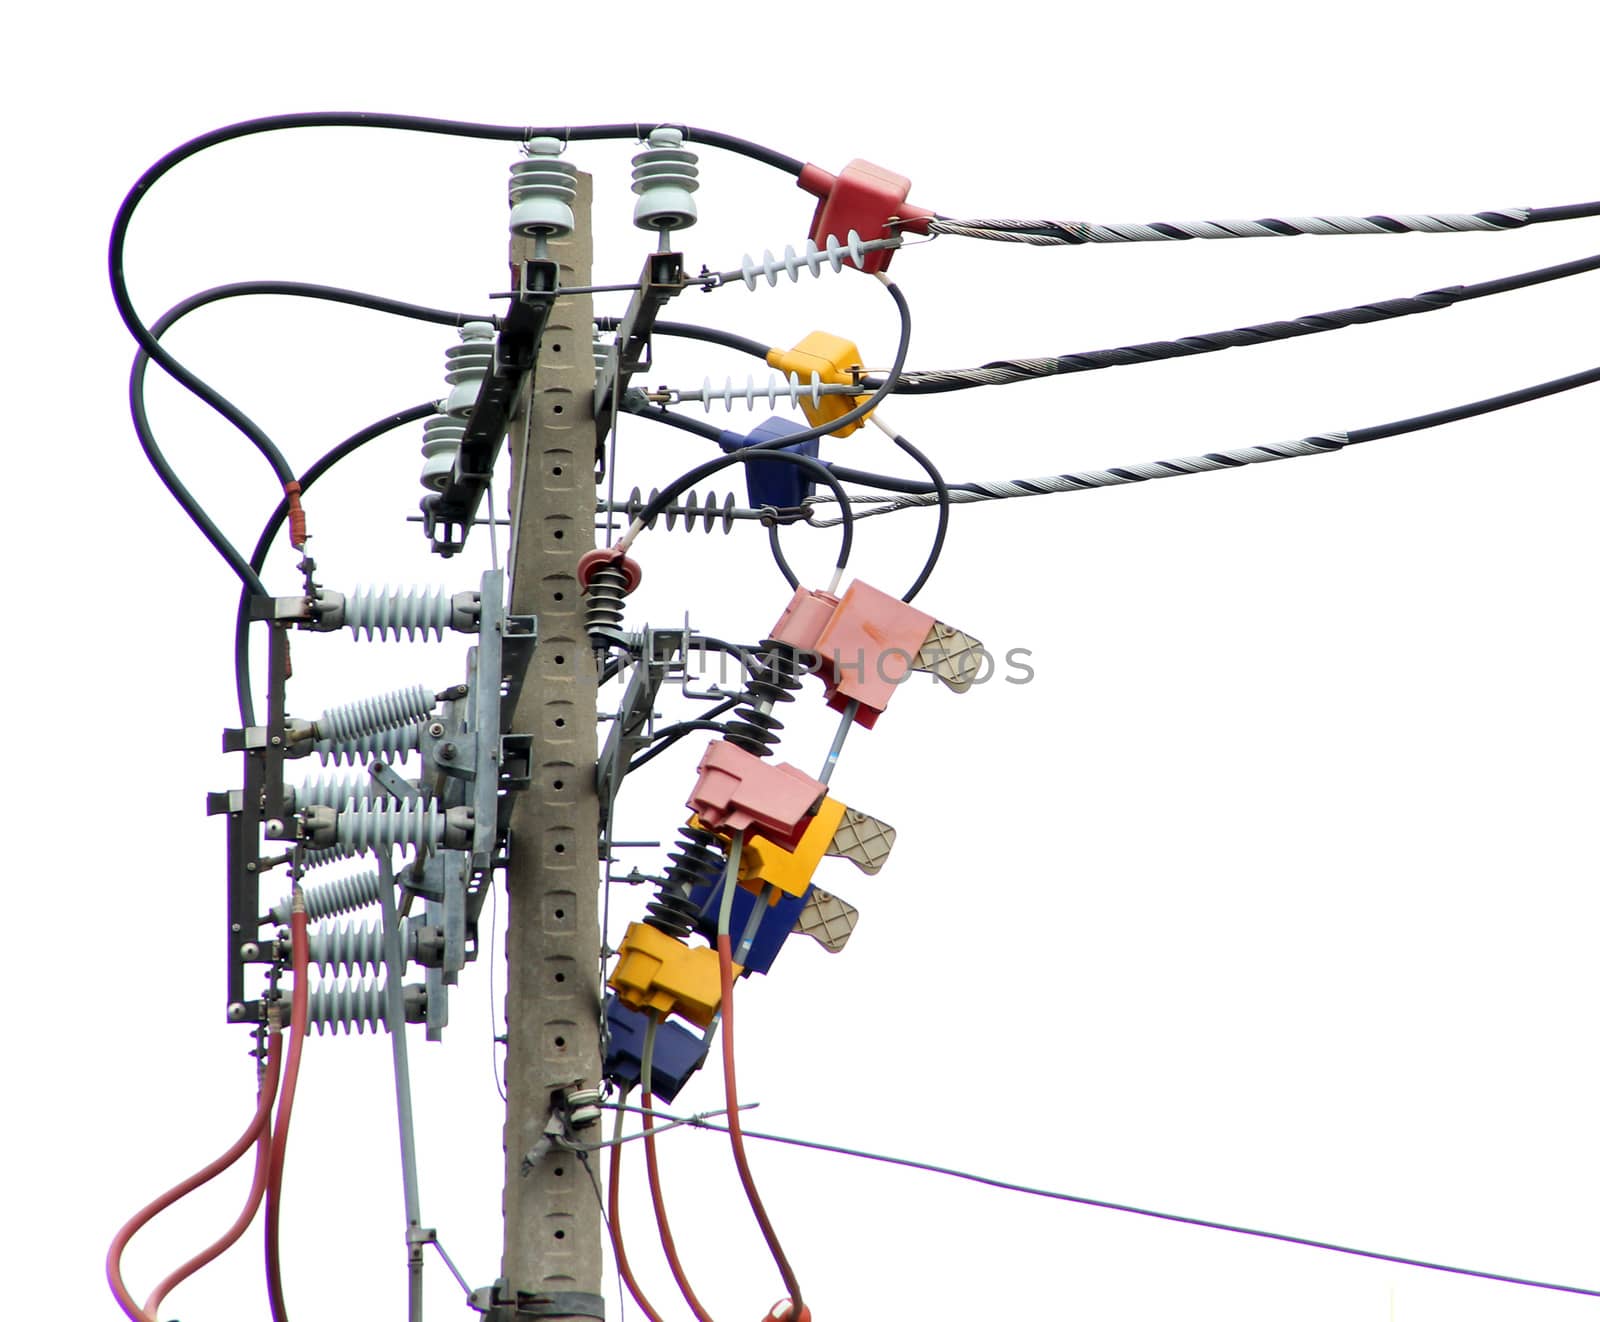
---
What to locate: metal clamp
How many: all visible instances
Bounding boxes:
[473,1280,605,1320]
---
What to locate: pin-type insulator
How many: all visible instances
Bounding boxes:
[631,127,699,234]
[419,411,463,493]
[798,157,933,273]
[602,994,711,1102]
[508,136,577,241]
[765,333,868,437]
[718,416,819,510]
[769,581,984,728]
[688,740,826,851]
[607,922,726,1029]
[443,322,496,417]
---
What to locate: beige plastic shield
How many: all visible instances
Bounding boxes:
[913,621,984,692]
[793,887,859,953]
[827,808,896,874]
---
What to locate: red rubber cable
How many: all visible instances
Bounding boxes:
[143,1032,284,1319]
[642,1083,716,1321]
[606,1102,669,1322]
[717,934,804,1317]
[265,906,309,1322]
[106,1033,283,1322]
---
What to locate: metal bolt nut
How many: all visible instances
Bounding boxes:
[227,1002,247,1021]
[427,721,446,739]
[264,818,286,839]
[239,942,260,960]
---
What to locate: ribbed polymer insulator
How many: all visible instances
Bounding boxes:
[335,800,449,855]
[344,585,460,642]
[315,722,424,767]
[316,685,434,745]
[695,371,827,412]
[738,230,868,288]
[620,486,737,534]
[300,841,360,872]
[584,560,629,650]
[508,136,577,240]
[308,918,410,977]
[724,640,805,758]
[306,978,390,1036]
[645,824,726,939]
[270,870,381,925]
[443,322,496,418]
[420,412,466,492]
[631,127,698,234]
[287,770,387,811]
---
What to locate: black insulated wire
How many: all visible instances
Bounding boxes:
[112,115,802,499]
[866,250,1600,395]
[883,430,950,603]
[598,318,773,362]
[1346,364,1600,444]
[234,401,438,726]
[1527,201,1600,224]
[129,281,480,602]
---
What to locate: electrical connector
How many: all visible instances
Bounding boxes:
[797,158,933,273]
[769,580,984,728]
[687,874,807,976]
[688,740,826,851]
[765,333,868,437]
[602,994,710,1102]
[608,922,726,1029]
[719,416,818,509]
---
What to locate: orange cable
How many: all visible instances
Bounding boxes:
[264,905,308,1322]
[106,1032,282,1322]
[716,934,804,1317]
[143,1031,283,1318]
[606,1094,669,1322]
[642,1044,716,1322]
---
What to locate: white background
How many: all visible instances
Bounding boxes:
[5,3,1598,1320]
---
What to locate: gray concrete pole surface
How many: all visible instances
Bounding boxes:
[500,172,604,1320]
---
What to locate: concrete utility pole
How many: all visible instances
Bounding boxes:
[500,172,604,1320]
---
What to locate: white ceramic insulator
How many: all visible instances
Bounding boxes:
[315,722,423,767]
[271,870,383,925]
[739,231,867,289]
[443,322,496,417]
[420,413,464,492]
[632,127,699,232]
[306,979,390,1035]
[509,136,578,238]
[344,585,454,641]
[336,799,447,855]
[317,684,434,745]
[698,372,824,412]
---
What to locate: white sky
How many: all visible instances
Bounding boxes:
[7,4,1599,1320]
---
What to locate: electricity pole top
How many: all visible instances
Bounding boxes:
[498,170,605,1321]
